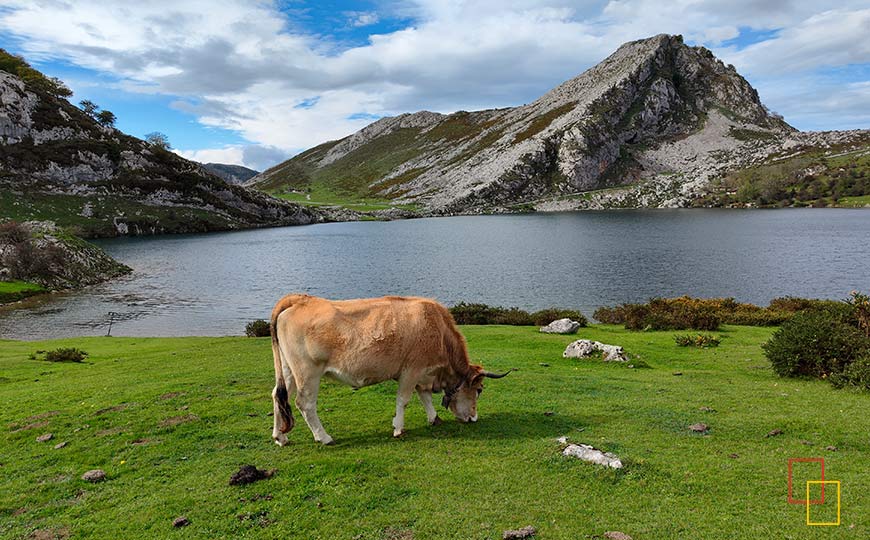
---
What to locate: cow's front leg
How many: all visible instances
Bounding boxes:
[295,374,334,445]
[392,376,417,437]
[416,388,442,426]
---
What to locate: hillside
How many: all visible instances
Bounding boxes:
[202,163,259,184]
[251,34,870,213]
[0,50,321,237]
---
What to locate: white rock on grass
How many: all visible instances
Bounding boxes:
[563,339,628,362]
[539,318,582,334]
[562,443,623,469]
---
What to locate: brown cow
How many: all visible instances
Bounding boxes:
[269,294,510,445]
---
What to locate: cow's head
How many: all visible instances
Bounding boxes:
[441,365,512,423]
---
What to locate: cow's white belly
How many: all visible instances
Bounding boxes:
[324,367,377,389]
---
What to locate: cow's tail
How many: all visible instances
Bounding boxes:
[271,296,296,434]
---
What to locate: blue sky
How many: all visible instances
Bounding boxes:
[0,1,868,170]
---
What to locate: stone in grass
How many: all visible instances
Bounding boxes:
[172,516,190,528]
[81,469,106,482]
[563,340,628,362]
[766,429,783,438]
[502,525,537,539]
[229,465,276,486]
[826,445,838,451]
[562,443,623,469]
[688,423,708,433]
[539,318,582,334]
[604,532,633,540]
[54,441,67,450]
[36,433,53,442]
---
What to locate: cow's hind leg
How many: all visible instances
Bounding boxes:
[416,387,442,426]
[295,374,334,445]
[393,375,417,437]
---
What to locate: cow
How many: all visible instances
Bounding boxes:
[269,294,511,445]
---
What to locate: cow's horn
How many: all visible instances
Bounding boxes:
[482,368,513,379]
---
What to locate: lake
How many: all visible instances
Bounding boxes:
[3,209,869,340]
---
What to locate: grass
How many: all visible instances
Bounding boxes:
[274,188,421,213]
[1,325,867,538]
[838,194,870,208]
[0,280,46,304]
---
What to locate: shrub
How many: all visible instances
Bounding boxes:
[621,297,720,331]
[245,319,271,337]
[42,348,88,362]
[449,302,584,326]
[530,308,587,327]
[674,333,721,348]
[847,291,870,337]
[762,308,870,378]
[593,305,625,325]
[830,353,870,390]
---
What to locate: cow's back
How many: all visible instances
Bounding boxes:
[275,295,462,380]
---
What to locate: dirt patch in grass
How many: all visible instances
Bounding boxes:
[29,527,70,539]
[157,392,185,400]
[158,414,198,427]
[95,427,126,437]
[10,420,50,432]
[130,438,158,446]
[382,527,414,540]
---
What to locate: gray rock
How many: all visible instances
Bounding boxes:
[562,443,623,469]
[539,318,582,334]
[502,526,536,539]
[172,516,190,528]
[36,433,53,442]
[53,441,67,449]
[563,339,628,362]
[81,469,106,482]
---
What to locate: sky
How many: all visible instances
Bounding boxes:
[0,1,867,171]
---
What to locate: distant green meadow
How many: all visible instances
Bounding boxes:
[0,280,45,304]
[1,325,867,539]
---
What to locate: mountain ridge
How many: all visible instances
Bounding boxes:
[251,34,868,212]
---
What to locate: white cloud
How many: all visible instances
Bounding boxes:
[0,0,868,153]
[348,11,379,28]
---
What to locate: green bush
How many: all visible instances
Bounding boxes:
[674,333,721,347]
[621,298,720,331]
[830,353,870,390]
[42,348,88,362]
[593,305,625,325]
[245,319,271,337]
[594,296,841,329]
[762,308,870,378]
[449,302,585,326]
[530,308,587,327]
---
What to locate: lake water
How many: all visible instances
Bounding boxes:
[3,209,869,340]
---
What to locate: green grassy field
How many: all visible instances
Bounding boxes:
[1,325,867,539]
[0,280,46,304]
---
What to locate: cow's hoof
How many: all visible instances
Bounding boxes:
[273,433,289,446]
[393,429,405,438]
[318,435,335,446]
[430,416,443,426]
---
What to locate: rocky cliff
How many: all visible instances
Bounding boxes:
[251,34,868,212]
[0,50,320,237]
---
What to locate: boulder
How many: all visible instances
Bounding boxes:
[539,318,582,334]
[563,339,628,362]
[81,469,106,482]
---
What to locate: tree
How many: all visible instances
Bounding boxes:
[48,76,73,98]
[96,110,116,128]
[79,99,98,118]
[145,131,171,150]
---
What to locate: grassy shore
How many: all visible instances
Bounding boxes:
[1,325,867,539]
[0,280,46,304]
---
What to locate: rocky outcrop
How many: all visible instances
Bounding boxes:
[563,339,628,362]
[0,50,323,237]
[539,318,582,334]
[252,34,809,213]
[0,221,130,290]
